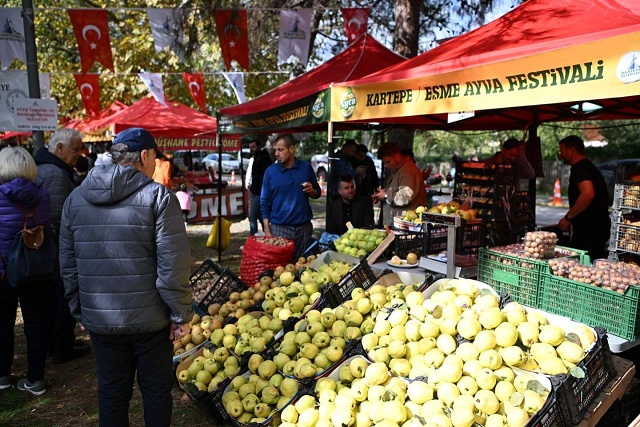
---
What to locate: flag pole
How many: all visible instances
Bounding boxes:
[22,0,45,151]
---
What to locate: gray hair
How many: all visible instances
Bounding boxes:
[48,128,83,153]
[111,143,141,165]
[0,146,38,183]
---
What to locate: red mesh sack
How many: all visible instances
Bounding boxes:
[240,236,295,285]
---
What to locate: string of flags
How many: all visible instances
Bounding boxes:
[0,7,369,117]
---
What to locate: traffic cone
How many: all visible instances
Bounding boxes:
[230,170,237,185]
[551,178,563,206]
[318,175,326,196]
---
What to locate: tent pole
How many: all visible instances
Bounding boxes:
[326,122,335,230]
[216,112,223,263]
[528,124,539,228]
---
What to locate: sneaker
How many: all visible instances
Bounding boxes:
[16,378,46,396]
[0,376,10,390]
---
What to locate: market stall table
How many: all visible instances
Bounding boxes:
[578,356,636,426]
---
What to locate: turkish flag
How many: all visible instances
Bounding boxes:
[214,10,249,71]
[341,8,370,43]
[73,74,101,117]
[68,9,114,73]
[182,73,207,112]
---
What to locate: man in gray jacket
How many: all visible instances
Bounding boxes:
[35,127,88,363]
[59,128,193,427]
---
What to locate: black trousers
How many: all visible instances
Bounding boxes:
[47,273,77,355]
[0,277,48,382]
[90,327,173,427]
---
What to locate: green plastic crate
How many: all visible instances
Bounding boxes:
[539,264,640,340]
[478,246,587,307]
[478,248,541,306]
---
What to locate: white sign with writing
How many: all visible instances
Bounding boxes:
[0,71,51,131]
[14,98,58,131]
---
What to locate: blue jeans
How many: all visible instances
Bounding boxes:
[91,327,173,427]
[248,192,262,236]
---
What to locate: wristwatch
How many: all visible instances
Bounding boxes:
[564,213,573,222]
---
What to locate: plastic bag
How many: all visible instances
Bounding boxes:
[206,217,232,252]
[240,236,295,285]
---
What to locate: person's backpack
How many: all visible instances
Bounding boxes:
[1,207,57,288]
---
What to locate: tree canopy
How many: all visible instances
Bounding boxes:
[5,0,506,119]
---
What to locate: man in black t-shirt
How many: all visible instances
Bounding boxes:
[558,135,610,260]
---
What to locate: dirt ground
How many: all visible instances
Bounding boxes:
[0,199,327,427]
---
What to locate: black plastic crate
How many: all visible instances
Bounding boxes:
[385,229,425,259]
[207,377,234,424]
[554,327,617,426]
[527,376,564,427]
[597,377,640,427]
[423,220,484,255]
[323,259,377,308]
[190,259,247,312]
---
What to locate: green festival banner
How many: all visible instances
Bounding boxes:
[330,32,640,122]
[219,89,331,134]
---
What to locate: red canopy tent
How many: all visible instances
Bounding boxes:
[219,34,406,135]
[0,131,32,143]
[63,101,127,134]
[329,0,640,130]
[86,96,223,150]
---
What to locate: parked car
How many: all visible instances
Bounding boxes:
[203,153,240,174]
[310,151,382,180]
[597,158,640,204]
[172,150,211,171]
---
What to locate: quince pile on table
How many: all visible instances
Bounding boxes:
[426,201,478,221]
[276,278,594,427]
[335,228,387,257]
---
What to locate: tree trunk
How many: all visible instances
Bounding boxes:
[390,0,421,151]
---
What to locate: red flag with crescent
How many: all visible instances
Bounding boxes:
[214,9,249,71]
[341,8,370,43]
[73,74,101,117]
[68,9,114,73]
[182,73,207,112]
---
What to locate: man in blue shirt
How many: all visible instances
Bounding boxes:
[261,134,321,261]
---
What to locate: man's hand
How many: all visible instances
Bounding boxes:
[558,217,571,232]
[372,186,386,202]
[170,322,191,341]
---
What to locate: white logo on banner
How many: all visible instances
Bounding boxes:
[222,72,246,104]
[278,9,312,66]
[139,72,166,104]
[0,70,51,131]
[147,8,184,59]
[617,51,640,84]
[0,8,26,68]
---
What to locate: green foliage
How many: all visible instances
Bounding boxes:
[5,0,503,122]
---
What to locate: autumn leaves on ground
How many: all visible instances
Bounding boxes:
[0,200,327,427]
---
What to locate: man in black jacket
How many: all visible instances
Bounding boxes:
[247,139,273,235]
[59,128,193,427]
[34,127,89,364]
[327,176,375,235]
